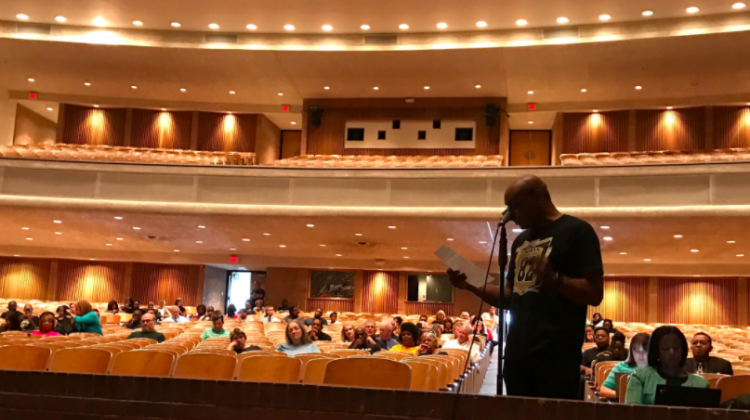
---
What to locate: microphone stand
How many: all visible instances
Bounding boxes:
[496,223,508,396]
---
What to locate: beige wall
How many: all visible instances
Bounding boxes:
[265,267,309,309]
[0,93,16,146]
[254,114,281,164]
[13,104,56,145]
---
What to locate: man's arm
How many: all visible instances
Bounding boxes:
[447,269,512,311]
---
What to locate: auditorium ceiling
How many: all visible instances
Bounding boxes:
[0,206,749,276]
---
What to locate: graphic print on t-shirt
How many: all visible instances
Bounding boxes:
[513,237,553,296]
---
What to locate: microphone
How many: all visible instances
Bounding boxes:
[499,209,513,226]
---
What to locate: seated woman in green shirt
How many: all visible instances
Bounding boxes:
[71,300,102,336]
[625,326,709,405]
[599,332,650,400]
[200,312,231,340]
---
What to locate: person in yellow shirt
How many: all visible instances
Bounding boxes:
[390,322,420,354]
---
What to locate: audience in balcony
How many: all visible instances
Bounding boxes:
[125,309,143,330]
[582,327,610,375]
[308,318,332,342]
[227,328,261,354]
[276,319,320,356]
[375,320,399,350]
[443,323,481,363]
[30,312,61,337]
[599,332,650,400]
[341,324,356,344]
[329,312,341,325]
[127,313,165,343]
[284,306,301,323]
[349,326,381,354]
[201,313,230,340]
[390,322,420,354]
[225,304,238,319]
[584,325,595,343]
[55,305,74,335]
[72,300,102,335]
[21,304,39,331]
[304,308,329,327]
[162,306,189,324]
[625,326,710,405]
[261,307,281,324]
[106,301,120,314]
[684,332,733,375]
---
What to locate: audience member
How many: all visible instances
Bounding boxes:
[591,313,603,327]
[432,324,444,337]
[1,301,18,320]
[341,324,356,344]
[393,316,403,329]
[599,333,650,400]
[252,299,265,314]
[200,306,214,321]
[122,298,135,314]
[625,326,709,405]
[460,312,470,321]
[284,306,301,323]
[132,300,141,312]
[157,300,168,318]
[245,299,253,313]
[200,313,230,339]
[145,309,160,324]
[390,322,420,354]
[304,308,329,327]
[582,327,610,375]
[443,319,454,335]
[602,319,619,334]
[471,316,490,339]
[261,306,281,324]
[162,306,189,324]
[684,332,733,375]
[482,306,500,329]
[21,304,39,331]
[443,323,480,363]
[432,310,446,325]
[127,313,165,342]
[309,318,332,341]
[226,304,238,319]
[584,325,595,343]
[417,331,448,356]
[374,320,399,350]
[31,312,60,337]
[250,281,266,308]
[106,300,120,314]
[93,308,101,318]
[329,311,341,325]
[363,319,378,345]
[417,322,431,334]
[147,302,161,322]
[125,309,143,330]
[419,314,428,322]
[0,311,23,332]
[227,328,261,354]
[54,305,74,335]
[71,300,102,335]
[278,299,292,312]
[237,309,250,323]
[194,304,207,320]
[174,298,186,316]
[595,331,627,364]
[349,326,381,354]
[276,319,320,356]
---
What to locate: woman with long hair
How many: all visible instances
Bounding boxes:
[71,300,102,335]
[31,312,61,337]
[599,333,649,400]
[443,318,454,335]
[225,304,238,319]
[432,310,446,325]
[341,323,356,344]
[106,300,120,314]
[276,319,320,356]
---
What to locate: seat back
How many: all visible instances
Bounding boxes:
[403,360,440,391]
[236,356,302,383]
[49,348,112,374]
[323,358,411,390]
[701,373,729,389]
[717,375,750,402]
[303,358,333,384]
[109,350,175,377]
[407,357,451,388]
[595,361,619,386]
[0,345,51,371]
[172,353,236,380]
[618,373,631,404]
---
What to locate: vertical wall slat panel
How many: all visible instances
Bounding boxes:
[361,271,400,314]
[587,277,649,323]
[130,109,193,149]
[714,106,750,149]
[305,298,354,313]
[62,105,127,146]
[562,111,630,153]
[636,107,706,151]
[130,264,202,306]
[658,277,738,325]
[404,302,456,317]
[56,261,126,303]
[0,257,51,300]
[197,112,257,152]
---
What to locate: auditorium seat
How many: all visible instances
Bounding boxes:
[405,357,450,389]
[172,353,237,380]
[265,154,504,169]
[48,348,112,374]
[561,148,750,166]
[717,375,750,402]
[235,355,302,383]
[403,360,440,391]
[0,345,51,371]
[303,358,333,384]
[109,350,176,377]
[323,358,412,390]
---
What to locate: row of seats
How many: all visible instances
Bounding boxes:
[265,154,504,168]
[0,144,255,166]
[560,148,750,166]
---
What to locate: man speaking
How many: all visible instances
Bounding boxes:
[448,175,603,399]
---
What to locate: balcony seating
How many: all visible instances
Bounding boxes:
[0,144,255,166]
[266,154,504,168]
[560,148,750,166]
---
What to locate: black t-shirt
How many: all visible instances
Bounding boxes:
[581,347,602,368]
[1,310,19,320]
[311,331,332,341]
[505,215,603,361]
[685,357,734,375]
[250,289,265,307]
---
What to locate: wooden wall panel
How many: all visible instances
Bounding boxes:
[305,298,354,313]
[636,107,706,151]
[305,98,502,156]
[56,260,126,303]
[0,257,51,300]
[130,109,193,149]
[197,112,257,152]
[658,277,738,325]
[361,271,400,314]
[62,105,127,146]
[587,277,649,323]
[131,264,202,306]
[562,111,630,154]
[405,302,455,317]
[714,106,750,149]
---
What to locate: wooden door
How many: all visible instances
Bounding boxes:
[280,131,302,159]
[509,130,551,166]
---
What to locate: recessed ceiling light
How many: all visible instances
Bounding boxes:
[208,23,219,29]
[528,121,534,125]
[114,216,123,220]
[479,241,487,244]
[642,10,654,16]
[603,237,613,241]
[360,24,371,30]
[229,91,236,95]
[84,82,91,86]
[475,85,481,89]
[447,238,454,241]
[13,255,19,257]
[335,254,342,257]
[476,21,488,28]
[160,108,167,111]
[620,252,627,255]
[593,110,599,113]
[738,254,746,257]
[55,16,67,23]
[320,244,326,247]
[28,78,35,83]
[674,234,683,239]
[324,86,330,90]
[581,88,588,93]
[171,22,181,28]
[516,19,528,26]
[133,226,140,230]
[196,241,203,244]
[424,86,430,90]
[131,85,137,89]
[399,24,409,30]
[89,258,96,261]
[401,247,408,250]
[599,14,611,21]
[26,238,33,241]
[55,232,62,235]
[437,22,448,29]
[92,16,107,26]
[557,17,569,24]
[667,106,673,110]
[284,24,295,31]
[403,256,410,259]
[242,238,250,242]
[263,233,271,236]
[133,20,143,26]
[635,86,643,90]
[198,225,206,229]
[53,220,62,224]
[727,240,737,244]
[21,227,30,230]
[306,224,315,227]
[373,87,379,90]
[322,24,333,31]
[690,249,700,253]
[116,238,123,241]
[279,245,286,248]
[180,88,186,92]
[686,6,700,13]
[388,226,397,229]
[527,90,534,95]
[174,249,180,252]
[47,107,53,111]
[644,258,651,262]
[229,247,236,251]
[247,24,257,30]
[277,92,284,96]
[16,14,29,20]
[291,122,297,125]
[512,228,523,233]
[355,233,363,236]
[601,226,610,230]
[105,243,112,247]
[733,2,747,10]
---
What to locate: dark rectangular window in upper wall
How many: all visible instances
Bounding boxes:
[377,130,386,140]
[417,130,427,140]
[455,128,474,141]
[347,128,365,141]
[433,120,441,129]
[392,120,401,129]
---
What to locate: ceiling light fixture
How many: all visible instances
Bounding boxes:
[198,225,205,229]
[133,20,143,26]
[512,228,523,233]
[674,234,683,239]
[557,17,569,24]
[47,108,53,111]
[667,106,673,110]
[527,90,534,95]
[55,232,62,235]
[116,238,123,241]
[690,249,700,253]
[180,88,186,92]
[738,254,746,257]
[114,216,123,220]
[284,24,295,31]
[322,24,333,31]
[196,241,203,244]
[403,256,410,259]
[229,91,236,95]
[263,233,271,236]
[131,85,137,89]
[635,85,643,90]
[93,105,99,108]
[324,86,330,90]
[247,24,257,30]
[335,254,342,257]
[599,14,611,21]
[291,122,296,125]
[603,237,613,241]
[388,226,397,229]
[306,224,315,227]
[171,22,181,27]
[620,252,627,255]
[16,14,29,20]
[161,108,166,111]
[13,255,19,257]
[360,24,370,30]
[424,86,430,90]
[55,16,67,22]
[401,247,408,250]
[528,121,534,125]
[733,2,747,9]
[476,21,488,28]
[89,258,96,261]
[437,22,448,29]
[53,220,62,224]
[644,258,651,262]
[399,24,409,30]
[174,249,180,253]
[133,226,140,230]
[373,87,379,90]
[601,226,610,229]
[687,6,700,13]
[242,238,250,241]
[278,92,284,96]
[28,78,35,82]
[320,244,326,247]
[475,85,481,89]
[581,88,588,92]
[642,10,654,17]
[26,238,33,241]
[208,23,219,29]
[279,245,286,248]
[92,16,107,26]
[84,82,91,86]
[516,19,528,26]
[106,243,112,247]
[22,227,30,230]
[229,247,236,251]
[355,233,363,236]
[593,110,599,113]
[728,240,737,244]
[479,241,487,244]
[447,238,454,241]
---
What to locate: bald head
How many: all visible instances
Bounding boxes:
[504,175,558,229]
[169,306,181,318]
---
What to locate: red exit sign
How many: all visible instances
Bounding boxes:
[229,255,238,263]
[527,103,537,111]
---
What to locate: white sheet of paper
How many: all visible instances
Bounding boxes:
[434,245,494,288]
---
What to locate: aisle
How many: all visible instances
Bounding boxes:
[479,351,503,396]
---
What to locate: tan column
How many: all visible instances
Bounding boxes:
[46,259,59,301]
[397,271,408,314]
[353,270,363,313]
[647,276,659,323]
[55,104,66,143]
[550,112,563,165]
[737,277,748,326]
[122,262,134,302]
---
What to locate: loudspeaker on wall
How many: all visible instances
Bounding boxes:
[310,107,323,127]
[485,104,499,127]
